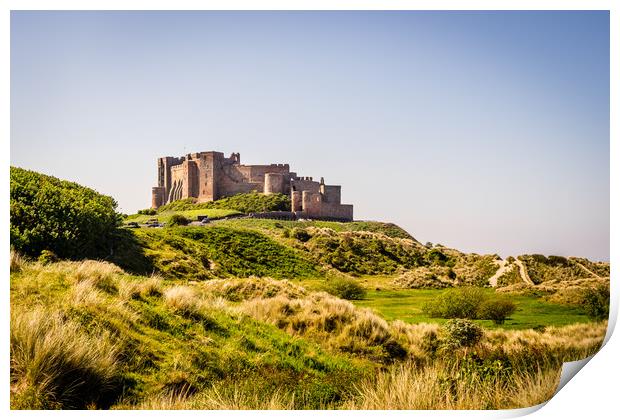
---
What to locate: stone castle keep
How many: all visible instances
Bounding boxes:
[151,151,354,221]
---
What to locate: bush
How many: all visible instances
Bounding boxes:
[477,297,517,324]
[442,319,483,348]
[37,250,58,265]
[137,208,157,215]
[426,248,453,266]
[325,278,367,300]
[582,284,610,321]
[10,167,121,260]
[291,228,312,242]
[422,287,486,319]
[168,214,190,226]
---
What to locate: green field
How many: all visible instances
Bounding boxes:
[125,208,241,224]
[351,287,590,330]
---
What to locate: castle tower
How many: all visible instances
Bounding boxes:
[264,173,286,195]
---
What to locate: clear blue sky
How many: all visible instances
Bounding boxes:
[10,11,610,261]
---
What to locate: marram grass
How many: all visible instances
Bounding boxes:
[10,256,607,410]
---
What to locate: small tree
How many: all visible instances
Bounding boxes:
[326,278,367,300]
[477,297,517,324]
[582,284,610,321]
[291,228,311,242]
[422,287,486,319]
[168,214,189,227]
[137,208,156,215]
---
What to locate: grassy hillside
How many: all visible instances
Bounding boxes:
[133,226,320,280]
[518,254,590,284]
[10,258,606,409]
[10,259,368,409]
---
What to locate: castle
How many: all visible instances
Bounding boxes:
[151,151,354,221]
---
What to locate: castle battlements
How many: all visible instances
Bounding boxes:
[151,151,353,222]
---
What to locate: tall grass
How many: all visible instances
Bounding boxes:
[10,249,27,272]
[240,291,407,361]
[119,274,163,301]
[132,385,297,410]
[10,262,607,410]
[343,362,560,410]
[10,308,119,409]
[201,277,307,301]
[69,260,124,293]
[163,285,202,316]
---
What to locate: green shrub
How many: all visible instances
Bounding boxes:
[582,284,610,321]
[325,278,367,300]
[426,248,453,266]
[291,228,312,242]
[422,287,486,319]
[442,319,483,348]
[37,250,58,265]
[168,214,190,227]
[10,167,121,260]
[477,297,517,324]
[137,208,157,215]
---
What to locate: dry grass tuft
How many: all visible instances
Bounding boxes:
[133,385,296,410]
[10,308,119,409]
[69,260,124,294]
[343,362,560,410]
[139,275,164,297]
[202,277,307,301]
[10,249,27,272]
[69,276,139,325]
[119,275,163,301]
[164,286,202,316]
[393,267,454,289]
[240,291,406,360]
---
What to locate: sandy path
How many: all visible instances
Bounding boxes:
[488,260,510,287]
[574,262,601,279]
[514,259,535,285]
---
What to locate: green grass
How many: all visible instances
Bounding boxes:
[352,288,591,330]
[215,218,415,240]
[10,260,369,409]
[133,226,320,280]
[125,209,240,224]
[156,191,291,214]
[11,258,606,410]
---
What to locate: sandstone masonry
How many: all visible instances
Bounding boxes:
[151,151,353,221]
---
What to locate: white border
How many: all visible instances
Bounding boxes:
[3,1,617,419]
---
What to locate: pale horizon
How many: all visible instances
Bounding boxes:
[10,11,610,261]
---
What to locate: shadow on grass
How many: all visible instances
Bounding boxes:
[108,228,155,275]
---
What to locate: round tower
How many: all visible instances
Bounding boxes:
[264,173,285,194]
